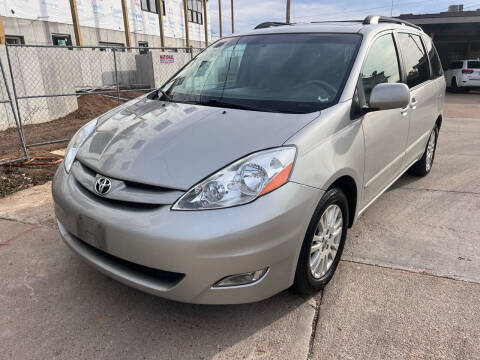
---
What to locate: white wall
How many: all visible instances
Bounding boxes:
[1,17,206,48]
[0,45,78,131]
[0,0,212,44]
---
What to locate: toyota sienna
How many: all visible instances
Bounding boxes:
[53,16,445,304]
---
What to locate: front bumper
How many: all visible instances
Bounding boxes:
[52,166,322,304]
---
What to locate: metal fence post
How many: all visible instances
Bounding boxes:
[190,46,194,59]
[113,48,120,105]
[3,45,29,160]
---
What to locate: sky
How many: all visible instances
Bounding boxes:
[208,0,480,38]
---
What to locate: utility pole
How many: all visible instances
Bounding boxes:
[183,0,190,48]
[69,0,83,46]
[203,0,208,46]
[0,15,5,45]
[286,0,291,23]
[218,0,223,38]
[157,0,165,48]
[231,0,234,33]
[120,0,132,48]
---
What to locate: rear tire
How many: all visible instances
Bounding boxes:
[451,77,459,93]
[293,188,349,296]
[409,125,438,177]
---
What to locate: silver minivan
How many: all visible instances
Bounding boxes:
[53,16,445,304]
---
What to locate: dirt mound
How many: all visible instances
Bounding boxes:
[0,92,145,197]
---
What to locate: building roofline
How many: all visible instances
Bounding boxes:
[398,9,480,19]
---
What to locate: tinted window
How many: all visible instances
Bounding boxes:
[448,61,463,70]
[359,34,401,105]
[398,33,429,88]
[467,61,480,69]
[423,36,443,78]
[161,33,362,114]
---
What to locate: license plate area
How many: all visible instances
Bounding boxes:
[77,214,106,250]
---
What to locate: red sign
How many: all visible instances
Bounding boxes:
[160,55,174,64]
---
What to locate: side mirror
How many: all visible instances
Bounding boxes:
[369,83,410,111]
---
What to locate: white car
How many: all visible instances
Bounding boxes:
[445,59,480,91]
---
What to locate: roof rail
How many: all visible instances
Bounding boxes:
[363,15,423,31]
[254,21,290,30]
[311,20,362,23]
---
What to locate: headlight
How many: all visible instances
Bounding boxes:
[172,147,296,210]
[63,120,96,173]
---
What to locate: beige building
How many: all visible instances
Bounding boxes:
[1,0,211,48]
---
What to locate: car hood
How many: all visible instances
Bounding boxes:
[76,97,319,190]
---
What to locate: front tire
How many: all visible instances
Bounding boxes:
[409,125,438,177]
[293,188,349,296]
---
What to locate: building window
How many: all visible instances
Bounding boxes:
[52,34,72,46]
[188,0,203,24]
[5,35,25,45]
[141,0,166,14]
[139,41,149,54]
[99,41,126,52]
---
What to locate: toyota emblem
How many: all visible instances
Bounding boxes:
[94,177,112,195]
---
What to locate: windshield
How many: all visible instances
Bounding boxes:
[159,33,361,113]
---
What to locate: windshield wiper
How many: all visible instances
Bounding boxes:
[203,99,276,112]
[203,99,305,113]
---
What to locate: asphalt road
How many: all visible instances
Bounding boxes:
[1,93,479,359]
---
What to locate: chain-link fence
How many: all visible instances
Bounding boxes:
[0,44,203,161]
[0,54,28,165]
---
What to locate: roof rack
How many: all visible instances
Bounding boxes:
[254,21,290,29]
[310,20,362,24]
[363,15,423,31]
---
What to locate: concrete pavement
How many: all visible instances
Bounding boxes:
[0,207,315,360]
[312,262,480,360]
[1,93,480,359]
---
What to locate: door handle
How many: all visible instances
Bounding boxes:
[410,98,417,110]
[400,106,409,116]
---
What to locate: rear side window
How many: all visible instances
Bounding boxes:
[397,33,429,88]
[467,61,480,69]
[423,36,443,78]
[359,34,401,105]
[448,61,463,70]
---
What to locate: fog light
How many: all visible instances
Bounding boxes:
[213,268,269,288]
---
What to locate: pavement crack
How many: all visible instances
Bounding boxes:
[23,265,37,300]
[401,187,480,196]
[0,216,40,226]
[307,293,322,360]
[340,258,480,285]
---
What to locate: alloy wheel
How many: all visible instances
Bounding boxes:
[309,204,343,279]
[426,130,436,172]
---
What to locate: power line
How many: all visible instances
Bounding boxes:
[463,2,480,9]
[293,0,438,20]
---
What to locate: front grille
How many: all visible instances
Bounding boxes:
[74,179,162,210]
[72,160,185,206]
